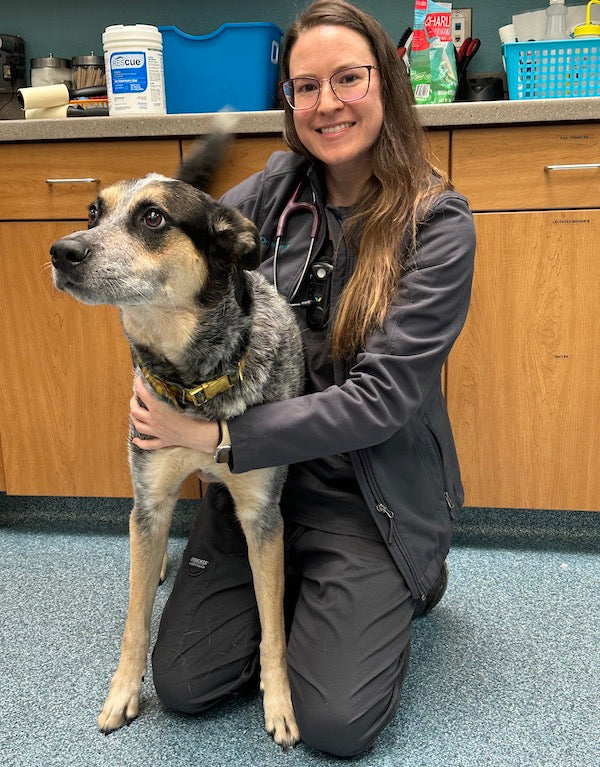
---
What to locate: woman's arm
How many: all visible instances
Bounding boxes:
[228,192,475,471]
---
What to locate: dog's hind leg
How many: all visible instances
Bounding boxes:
[98,448,197,734]
[225,469,300,750]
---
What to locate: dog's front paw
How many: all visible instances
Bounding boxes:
[263,688,300,751]
[98,676,142,734]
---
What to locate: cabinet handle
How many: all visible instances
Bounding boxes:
[46,177,100,184]
[544,163,600,172]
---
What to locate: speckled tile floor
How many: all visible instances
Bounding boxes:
[1,496,599,767]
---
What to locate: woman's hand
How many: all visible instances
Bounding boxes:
[129,375,220,454]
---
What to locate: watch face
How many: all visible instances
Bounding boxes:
[214,444,231,464]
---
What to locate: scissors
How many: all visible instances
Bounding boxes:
[457,37,481,75]
[272,178,321,304]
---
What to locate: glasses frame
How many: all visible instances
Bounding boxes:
[280,65,379,111]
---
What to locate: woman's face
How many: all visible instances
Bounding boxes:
[288,24,383,179]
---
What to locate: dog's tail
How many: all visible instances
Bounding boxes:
[176,111,240,192]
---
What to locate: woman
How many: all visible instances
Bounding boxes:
[130,0,475,757]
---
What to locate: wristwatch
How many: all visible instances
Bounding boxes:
[213,420,232,464]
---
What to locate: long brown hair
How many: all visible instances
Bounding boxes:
[281,0,451,359]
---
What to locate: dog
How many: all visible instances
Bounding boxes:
[50,127,303,750]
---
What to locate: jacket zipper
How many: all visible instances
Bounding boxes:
[355,449,425,599]
[330,264,425,597]
[375,501,394,544]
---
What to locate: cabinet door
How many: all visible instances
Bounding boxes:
[0,221,199,498]
[446,210,600,511]
[426,130,450,176]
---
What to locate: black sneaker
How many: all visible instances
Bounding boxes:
[416,561,448,617]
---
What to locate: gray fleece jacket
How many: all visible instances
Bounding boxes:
[221,151,476,600]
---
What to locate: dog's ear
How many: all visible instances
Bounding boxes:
[212,206,261,272]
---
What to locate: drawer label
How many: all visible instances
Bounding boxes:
[552,218,590,225]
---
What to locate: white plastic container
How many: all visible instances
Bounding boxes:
[102,24,166,115]
[498,24,518,44]
[30,56,71,87]
[543,0,567,40]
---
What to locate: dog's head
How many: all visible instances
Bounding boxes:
[50,140,260,311]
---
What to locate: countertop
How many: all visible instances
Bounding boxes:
[0,98,598,142]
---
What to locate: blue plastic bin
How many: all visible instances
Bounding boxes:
[504,39,600,100]
[158,23,283,113]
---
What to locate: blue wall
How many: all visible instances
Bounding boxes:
[4,0,548,82]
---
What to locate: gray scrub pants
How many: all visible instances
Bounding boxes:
[152,485,415,757]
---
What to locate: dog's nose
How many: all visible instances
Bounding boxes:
[50,238,91,270]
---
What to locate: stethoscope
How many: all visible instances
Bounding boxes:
[272,179,321,306]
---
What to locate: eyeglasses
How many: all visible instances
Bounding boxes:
[280,65,379,111]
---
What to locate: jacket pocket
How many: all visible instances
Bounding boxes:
[413,416,457,519]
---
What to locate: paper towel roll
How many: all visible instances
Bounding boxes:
[18,84,70,110]
[25,104,70,119]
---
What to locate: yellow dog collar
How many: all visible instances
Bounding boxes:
[134,352,246,410]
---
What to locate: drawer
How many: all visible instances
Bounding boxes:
[0,140,182,220]
[452,124,600,211]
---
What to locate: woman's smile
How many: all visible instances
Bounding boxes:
[317,122,356,134]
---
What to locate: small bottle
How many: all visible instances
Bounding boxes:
[543,0,568,40]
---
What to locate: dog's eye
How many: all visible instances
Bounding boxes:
[88,204,99,227]
[143,209,165,229]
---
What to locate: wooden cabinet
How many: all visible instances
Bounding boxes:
[447,124,600,511]
[0,139,201,498]
[1,122,597,509]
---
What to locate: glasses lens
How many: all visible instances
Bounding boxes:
[330,66,371,103]
[283,77,320,110]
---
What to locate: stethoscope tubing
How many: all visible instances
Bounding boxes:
[272,178,321,304]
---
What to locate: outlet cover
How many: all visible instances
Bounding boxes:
[452,8,472,48]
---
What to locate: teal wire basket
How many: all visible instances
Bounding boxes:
[504,39,600,99]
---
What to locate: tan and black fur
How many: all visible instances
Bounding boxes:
[50,131,303,749]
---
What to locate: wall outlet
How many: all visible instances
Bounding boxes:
[452,8,472,49]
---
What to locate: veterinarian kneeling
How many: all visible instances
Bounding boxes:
[129,0,475,757]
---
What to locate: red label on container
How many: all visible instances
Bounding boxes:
[425,12,452,41]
